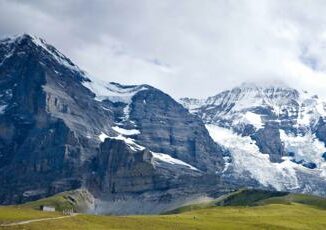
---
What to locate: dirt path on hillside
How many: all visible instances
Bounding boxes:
[0,213,78,227]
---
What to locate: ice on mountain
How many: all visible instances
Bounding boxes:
[205,124,300,190]
[105,134,145,152]
[112,126,140,136]
[235,112,264,129]
[279,129,326,169]
[82,79,148,104]
[151,152,199,171]
[83,77,149,123]
[122,104,130,121]
[98,132,109,142]
[179,98,206,112]
[0,34,82,74]
[100,128,198,169]
[30,36,81,73]
[99,130,145,151]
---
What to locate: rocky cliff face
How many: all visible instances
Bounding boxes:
[88,138,226,214]
[0,34,226,212]
[180,83,326,196]
[130,90,224,172]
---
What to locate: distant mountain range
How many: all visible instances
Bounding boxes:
[0,34,325,214]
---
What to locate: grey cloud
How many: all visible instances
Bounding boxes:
[1,0,326,99]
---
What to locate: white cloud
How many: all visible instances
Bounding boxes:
[1,0,326,99]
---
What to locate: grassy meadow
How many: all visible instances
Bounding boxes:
[0,190,325,229]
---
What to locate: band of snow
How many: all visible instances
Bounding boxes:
[112,126,140,136]
[98,132,145,151]
[151,152,199,171]
[98,132,198,171]
[82,79,148,104]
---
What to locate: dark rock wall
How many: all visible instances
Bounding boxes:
[130,89,224,172]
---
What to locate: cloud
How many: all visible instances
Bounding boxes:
[1,0,326,99]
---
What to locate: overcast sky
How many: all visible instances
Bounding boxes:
[1,0,326,99]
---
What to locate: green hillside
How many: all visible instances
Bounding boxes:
[0,189,325,230]
[167,189,326,214]
[20,189,93,212]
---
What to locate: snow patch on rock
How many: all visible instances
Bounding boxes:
[112,126,140,136]
[179,98,206,112]
[234,112,264,129]
[243,112,263,129]
[151,152,199,171]
[280,129,326,170]
[98,132,109,142]
[30,36,81,72]
[107,134,145,152]
[83,79,148,104]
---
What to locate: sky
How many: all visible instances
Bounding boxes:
[1,0,326,99]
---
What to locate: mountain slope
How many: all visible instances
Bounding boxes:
[166,188,326,214]
[1,34,325,215]
[180,83,326,196]
[0,34,226,213]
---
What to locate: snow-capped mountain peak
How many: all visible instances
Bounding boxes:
[205,83,299,114]
[179,83,326,195]
[0,34,81,73]
[181,83,326,133]
[178,97,206,112]
[181,83,299,115]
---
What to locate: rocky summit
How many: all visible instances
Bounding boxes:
[0,34,325,215]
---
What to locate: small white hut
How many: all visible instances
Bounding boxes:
[40,205,56,212]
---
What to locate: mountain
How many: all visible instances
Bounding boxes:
[0,34,228,214]
[1,34,325,215]
[180,83,326,195]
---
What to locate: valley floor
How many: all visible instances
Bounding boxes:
[0,203,325,230]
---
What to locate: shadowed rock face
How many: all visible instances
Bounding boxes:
[0,34,226,208]
[0,34,104,203]
[87,138,227,215]
[130,89,224,172]
[92,138,212,194]
[316,118,326,143]
[95,139,159,194]
[251,124,286,163]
